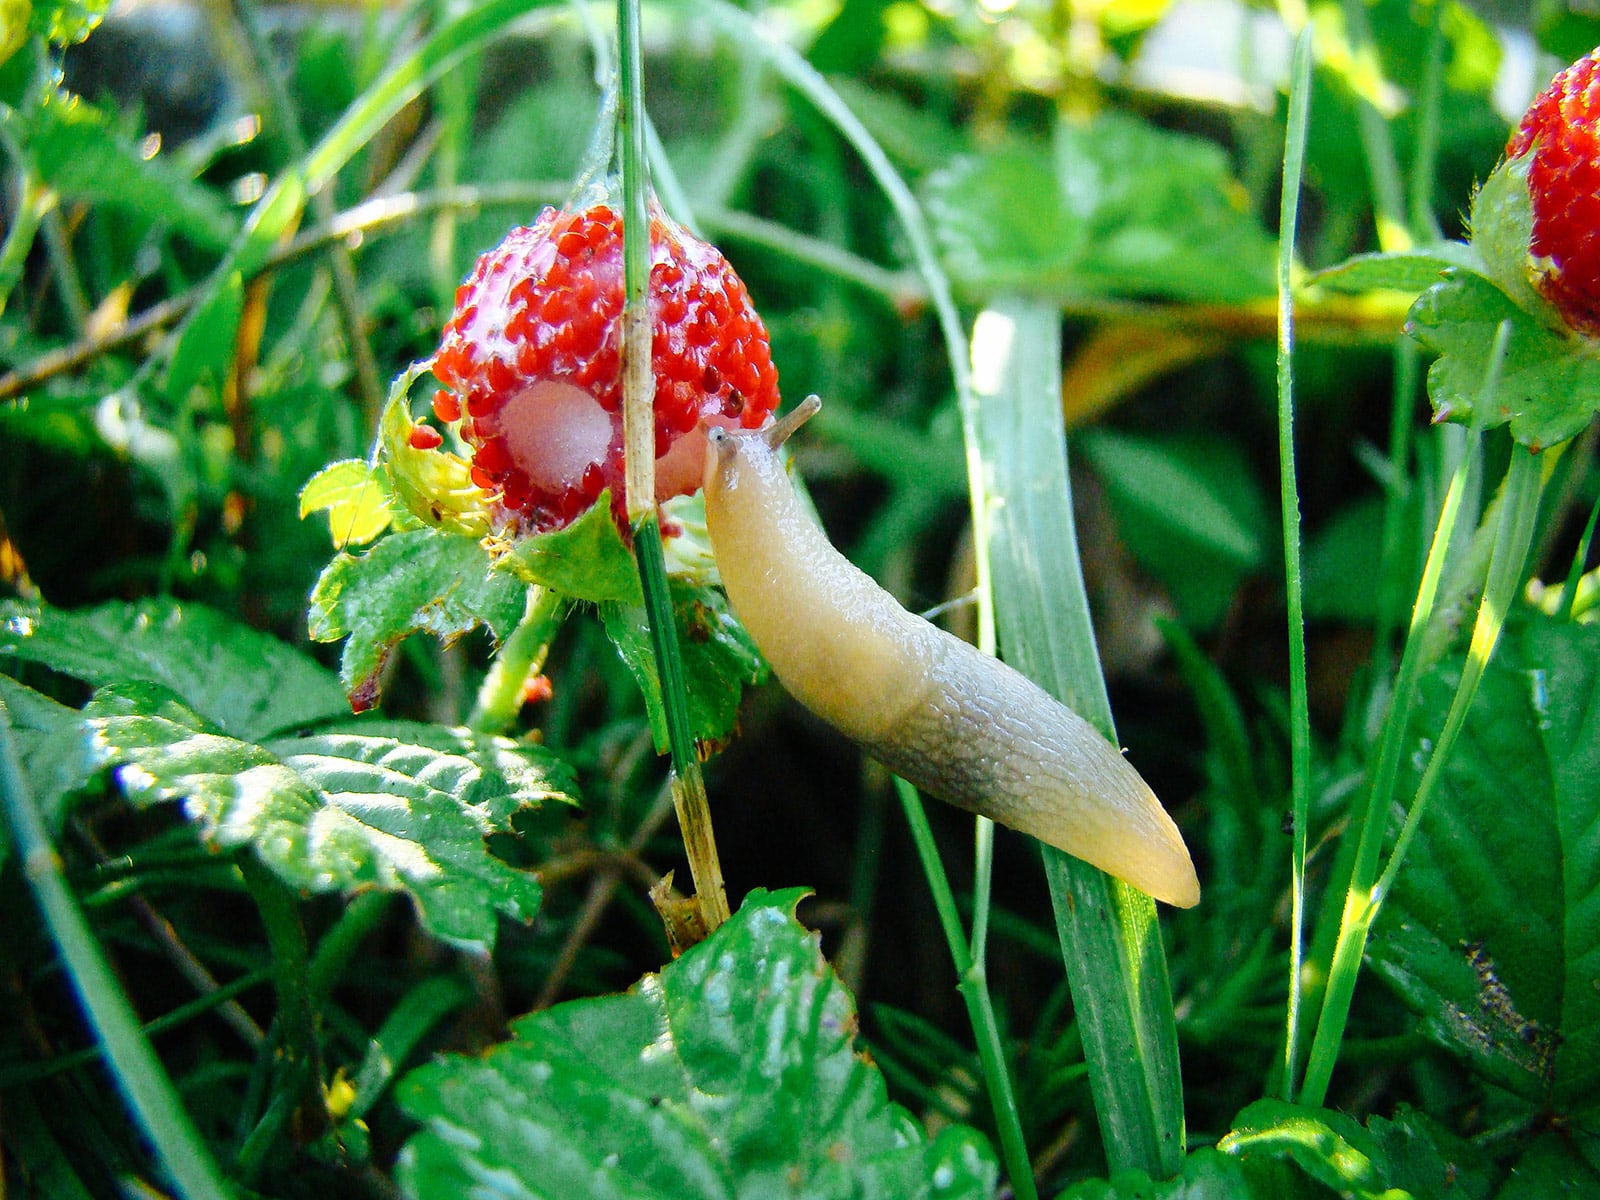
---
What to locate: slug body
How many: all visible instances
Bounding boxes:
[704,400,1200,908]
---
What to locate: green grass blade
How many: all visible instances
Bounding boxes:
[1277,25,1314,1102]
[0,700,235,1200]
[973,297,1183,1177]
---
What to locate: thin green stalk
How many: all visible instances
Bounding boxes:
[308,890,396,1004]
[1557,492,1600,623]
[1299,323,1511,1105]
[468,586,563,733]
[0,133,47,319]
[0,701,235,1200]
[1407,2,1446,241]
[896,779,1039,1200]
[620,0,727,931]
[1303,442,1541,1106]
[240,856,329,1138]
[1337,0,1409,251]
[0,969,270,1088]
[1277,26,1314,1102]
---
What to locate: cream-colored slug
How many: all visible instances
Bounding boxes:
[703,396,1200,908]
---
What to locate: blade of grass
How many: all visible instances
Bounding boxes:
[0,700,235,1200]
[1277,25,1314,1102]
[896,778,1039,1200]
[972,297,1183,1177]
[1299,320,1512,1105]
[620,0,727,932]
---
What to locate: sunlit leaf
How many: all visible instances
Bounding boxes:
[299,459,396,549]
[86,681,573,950]
[396,889,997,1199]
[1368,610,1600,1108]
[308,529,526,711]
[496,488,642,604]
[0,598,349,740]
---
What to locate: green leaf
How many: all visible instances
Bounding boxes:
[1309,244,1481,295]
[86,682,573,950]
[26,94,237,250]
[0,673,96,855]
[0,598,349,741]
[924,115,1274,305]
[1219,1100,1398,1200]
[1362,1106,1495,1200]
[377,365,491,539]
[165,270,243,401]
[1056,1148,1256,1200]
[395,888,998,1199]
[308,528,527,711]
[1077,429,1267,630]
[1497,1131,1600,1200]
[1406,268,1600,451]
[601,578,765,755]
[1367,610,1600,1108]
[498,488,643,605]
[299,459,396,548]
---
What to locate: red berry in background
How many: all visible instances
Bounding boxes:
[1505,47,1600,337]
[430,205,781,533]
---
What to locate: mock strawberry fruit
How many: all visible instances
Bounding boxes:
[430,204,781,533]
[1503,47,1600,337]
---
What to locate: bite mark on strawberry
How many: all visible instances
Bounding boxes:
[430,205,781,533]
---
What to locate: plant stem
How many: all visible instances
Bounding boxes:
[897,779,1039,1200]
[468,586,563,733]
[619,0,727,932]
[1276,26,1314,1102]
[240,855,330,1139]
[0,701,235,1200]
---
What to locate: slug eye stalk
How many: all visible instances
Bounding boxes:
[703,397,1200,909]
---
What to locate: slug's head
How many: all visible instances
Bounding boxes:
[704,394,822,497]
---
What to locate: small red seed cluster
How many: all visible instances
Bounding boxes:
[429,204,780,533]
[1506,47,1600,337]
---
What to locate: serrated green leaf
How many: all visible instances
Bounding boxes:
[308,528,527,710]
[27,94,237,249]
[0,598,349,741]
[299,459,396,548]
[924,116,1274,305]
[1056,1148,1256,1199]
[1219,1100,1398,1200]
[1367,610,1600,1108]
[378,365,491,538]
[0,674,96,859]
[1407,269,1600,449]
[1362,1106,1495,1200]
[497,488,643,604]
[86,681,571,950]
[601,578,765,754]
[1310,243,1481,294]
[395,888,998,1200]
[1467,151,1556,328]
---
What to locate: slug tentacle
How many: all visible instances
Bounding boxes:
[704,398,1199,909]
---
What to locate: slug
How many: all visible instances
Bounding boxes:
[703,396,1200,908]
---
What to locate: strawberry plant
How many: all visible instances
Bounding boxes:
[2,2,1599,1199]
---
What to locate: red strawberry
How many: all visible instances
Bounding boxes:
[430,204,781,533]
[1505,47,1600,337]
